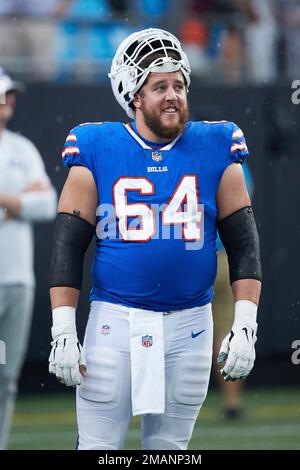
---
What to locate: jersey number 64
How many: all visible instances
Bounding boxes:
[113,175,202,242]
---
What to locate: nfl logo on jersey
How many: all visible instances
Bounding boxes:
[152,151,162,162]
[142,335,153,348]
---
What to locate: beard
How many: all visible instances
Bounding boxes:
[141,101,189,140]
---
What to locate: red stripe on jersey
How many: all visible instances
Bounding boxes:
[232,129,244,139]
[66,134,77,142]
[62,146,80,159]
[231,143,248,153]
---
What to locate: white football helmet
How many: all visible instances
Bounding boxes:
[109,28,191,118]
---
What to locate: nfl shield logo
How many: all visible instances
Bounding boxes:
[101,324,111,335]
[152,151,162,162]
[142,335,153,348]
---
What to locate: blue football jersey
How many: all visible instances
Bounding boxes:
[62,120,249,311]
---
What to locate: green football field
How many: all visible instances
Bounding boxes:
[8,387,300,450]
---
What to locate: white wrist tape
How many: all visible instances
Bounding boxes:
[51,306,77,339]
[233,300,258,331]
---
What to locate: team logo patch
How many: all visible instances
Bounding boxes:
[101,324,111,335]
[142,335,153,348]
[152,151,162,162]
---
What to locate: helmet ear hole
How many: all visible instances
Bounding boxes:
[118,82,123,93]
[124,92,131,103]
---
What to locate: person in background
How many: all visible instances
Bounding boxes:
[0,0,74,80]
[0,69,57,449]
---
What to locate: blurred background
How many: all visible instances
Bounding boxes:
[0,0,299,450]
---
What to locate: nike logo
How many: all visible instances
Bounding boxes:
[242,327,249,341]
[191,329,206,338]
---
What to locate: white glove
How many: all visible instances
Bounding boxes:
[49,306,86,387]
[217,300,258,381]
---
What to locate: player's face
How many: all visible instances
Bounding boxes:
[0,92,16,124]
[134,71,189,140]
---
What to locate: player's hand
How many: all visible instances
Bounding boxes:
[49,334,86,387]
[217,325,257,381]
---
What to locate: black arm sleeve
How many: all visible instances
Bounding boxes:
[217,206,262,284]
[49,212,94,290]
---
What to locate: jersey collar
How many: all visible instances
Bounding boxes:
[123,122,182,151]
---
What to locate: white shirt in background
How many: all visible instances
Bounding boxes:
[0,129,57,286]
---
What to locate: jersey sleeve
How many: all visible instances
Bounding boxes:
[62,124,95,172]
[229,122,249,164]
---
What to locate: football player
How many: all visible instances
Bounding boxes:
[48,28,262,450]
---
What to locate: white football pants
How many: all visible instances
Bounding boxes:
[77,301,213,450]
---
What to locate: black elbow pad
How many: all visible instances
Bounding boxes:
[49,212,94,290]
[217,206,262,284]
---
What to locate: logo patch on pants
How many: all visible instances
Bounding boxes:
[101,324,111,335]
[142,335,153,348]
[191,329,205,338]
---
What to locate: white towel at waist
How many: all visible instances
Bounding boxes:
[128,309,165,416]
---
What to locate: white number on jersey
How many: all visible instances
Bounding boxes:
[162,175,201,240]
[114,177,155,241]
[113,175,202,242]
